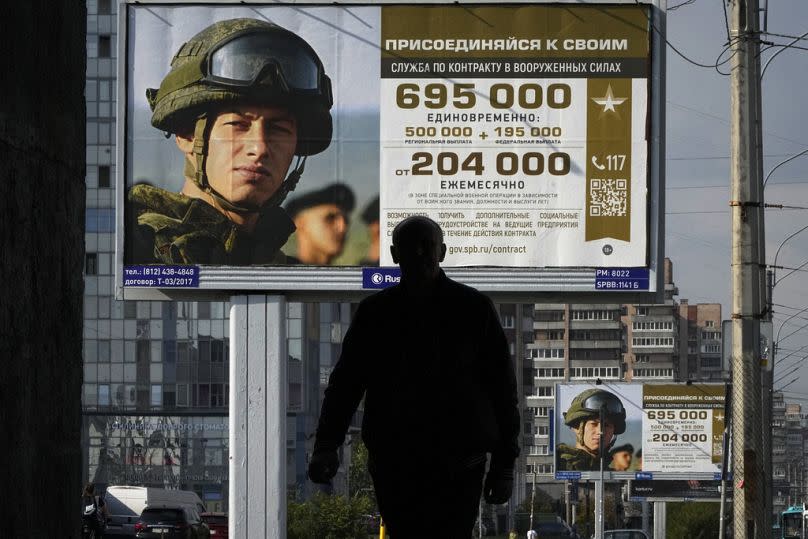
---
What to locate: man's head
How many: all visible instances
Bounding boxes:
[147,18,333,216]
[285,183,354,264]
[563,389,626,455]
[609,443,634,471]
[391,216,446,286]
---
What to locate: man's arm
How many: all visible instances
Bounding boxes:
[308,303,370,482]
[481,297,520,503]
[484,299,520,461]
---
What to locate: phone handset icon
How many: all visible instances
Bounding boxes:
[591,155,607,171]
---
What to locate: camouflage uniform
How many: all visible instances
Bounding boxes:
[557,443,607,471]
[128,18,332,265]
[128,184,295,265]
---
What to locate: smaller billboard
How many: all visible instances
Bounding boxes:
[554,383,726,480]
[629,479,727,502]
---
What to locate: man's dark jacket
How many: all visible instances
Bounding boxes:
[314,271,520,466]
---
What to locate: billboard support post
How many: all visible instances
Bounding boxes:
[229,295,288,538]
[653,501,666,539]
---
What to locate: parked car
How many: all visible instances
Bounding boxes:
[200,512,227,537]
[134,506,209,539]
[104,486,206,537]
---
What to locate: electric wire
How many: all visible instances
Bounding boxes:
[762,30,808,77]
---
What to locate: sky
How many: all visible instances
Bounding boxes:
[663,0,808,397]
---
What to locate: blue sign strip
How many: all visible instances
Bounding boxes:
[635,472,653,480]
[556,471,582,480]
[123,265,200,288]
[362,267,401,289]
[595,267,650,291]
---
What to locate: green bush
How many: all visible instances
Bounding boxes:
[288,492,374,539]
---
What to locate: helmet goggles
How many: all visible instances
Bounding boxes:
[580,393,624,416]
[202,29,332,105]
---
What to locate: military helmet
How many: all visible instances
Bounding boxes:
[563,389,626,435]
[146,18,333,156]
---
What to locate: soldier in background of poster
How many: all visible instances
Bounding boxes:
[127,18,334,265]
[284,183,355,265]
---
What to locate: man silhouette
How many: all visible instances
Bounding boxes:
[308,216,520,538]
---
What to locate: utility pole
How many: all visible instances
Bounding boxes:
[729,0,766,536]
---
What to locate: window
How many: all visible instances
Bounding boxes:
[702,344,721,354]
[634,368,673,378]
[98,385,110,406]
[570,367,619,379]
[636,307,648,316]
[501,314,515,328]
[632,337,674,347]
[85,253,98,275]
[535,407,549,417]
[571,310,619,321]
[534,310,565,322]
[98,165,110,188]
[537,426,549,436]
[86,208,115,233]
[632,321,674,331]
[536,368,565,378]
[150,385,162,406]
[635,355,650,363]
[536,386,554,397]
[98,35,112,58]
[706,320,715,327]
[211,384,226,407]
[98,0,111,14]
[532,348,564,359]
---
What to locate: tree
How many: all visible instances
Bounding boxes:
[666,502,720,539]
[348,437,375,501]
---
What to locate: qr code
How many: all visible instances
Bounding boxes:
[589,179,628,217]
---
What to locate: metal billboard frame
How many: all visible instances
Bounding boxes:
[114,0,666,303]
[553,382,729,482]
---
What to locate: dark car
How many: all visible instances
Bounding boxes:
[200,512,227,538]
[134,506,209,538]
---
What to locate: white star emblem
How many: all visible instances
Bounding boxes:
[715,413,725,423]
[592,84,628,113]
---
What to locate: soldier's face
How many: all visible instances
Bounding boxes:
[612,450,632,470]
[580,419,615,453]
[202,106,297,207]
[293,204,349,262]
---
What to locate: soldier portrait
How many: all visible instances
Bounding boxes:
[123,7,382,267]
[555,385,641,473]
[284,183,355,265]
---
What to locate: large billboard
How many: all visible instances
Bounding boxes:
[555,383,726,480]
[116,1,664,299]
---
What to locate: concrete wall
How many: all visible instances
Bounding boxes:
[0,2,86,536]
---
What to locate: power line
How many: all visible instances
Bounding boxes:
[667,179,808,190]
[667,100,808,147]
[668,0,698,10]
[668,154,802,161]
[635,0,733,69]
[762,29,808,77]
